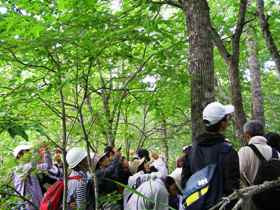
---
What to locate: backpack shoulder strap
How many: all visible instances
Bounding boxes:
[272,148,279,159]
[248,144,266,161]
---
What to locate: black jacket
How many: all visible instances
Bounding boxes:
[181,132,240,197]
[96,158,122,195]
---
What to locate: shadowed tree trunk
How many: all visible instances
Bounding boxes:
[151,0,247,139]
[247,26,265,125]
[183,0,215,141]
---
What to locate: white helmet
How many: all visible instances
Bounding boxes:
[66,147,87,169]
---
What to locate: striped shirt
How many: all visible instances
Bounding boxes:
[67,170,88,210]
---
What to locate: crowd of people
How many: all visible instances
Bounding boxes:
[10,101,280,210]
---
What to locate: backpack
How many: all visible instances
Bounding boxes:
[182,143,231,210]
[39,176,82,210]
[248,144,280,210]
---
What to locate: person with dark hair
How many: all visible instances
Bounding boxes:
[181,101,240,210]
[265,132,280,152]
[136,148,150,162]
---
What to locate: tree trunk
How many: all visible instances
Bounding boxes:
[183,0,215,140]
[59,87,68,210]
[123,109,130,160]
[256,0,280,76]
[228,60,247,138]
[161,119,169,169]
[247,26,265,125]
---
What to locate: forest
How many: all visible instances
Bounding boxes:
[0,0,280,209]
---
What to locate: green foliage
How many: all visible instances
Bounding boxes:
[0,0,280,207]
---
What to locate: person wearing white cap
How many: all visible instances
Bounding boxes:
[66,147,95,210]
[181,101,240,210]
[12,144,43,210]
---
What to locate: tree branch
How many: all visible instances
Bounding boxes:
[208,0,248,64]
[0,184,38,209]
[209,25,232,63]
[209,178,280,210]
[232,0,248,62]
[4,47,55,73]
[148,0,183,9]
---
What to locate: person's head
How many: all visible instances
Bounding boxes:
[104,146,115,161]
[243,120,264,142]
[93,152,111,170]
[182,145,192,155]
[54,148,63,164]
[99,155,111,168]
[203,102,234,133]
[176,155,185,168]
[164,176,179,197]
[13,144,32,160]
[136,148,150,162]
[265,132,280,151]
[66,147,88,172]
[128,158,146,175]
[167,168,182,196]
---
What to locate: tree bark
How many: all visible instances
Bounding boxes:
[209,0,248,138]
[183,0,215,140]
[247,26,265,125]
[256,0,280,76]
[228,60,247,138]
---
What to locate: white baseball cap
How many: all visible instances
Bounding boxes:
[66,147,87,169]
[203,102,234,126]
[13,144,32,158]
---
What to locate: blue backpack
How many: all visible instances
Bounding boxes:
[182,143,231,210]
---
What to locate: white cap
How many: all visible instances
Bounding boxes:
[169,168,183,193]
[66,147,87,169]
[203,102,234,126]
[13,144,32,158]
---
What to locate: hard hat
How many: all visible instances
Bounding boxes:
[66,147,87,169]
[13,144,32,158]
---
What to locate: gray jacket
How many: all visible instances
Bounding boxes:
[238,136,280,184]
